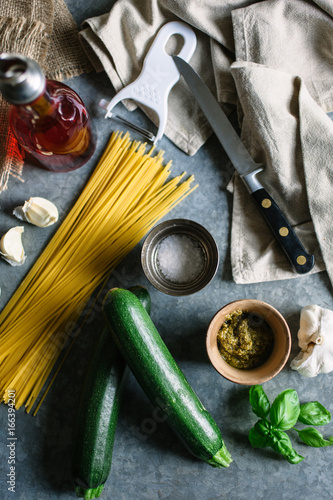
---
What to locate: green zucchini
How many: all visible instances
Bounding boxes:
[126,285,151,315]
[103,288,232,468]
[72,286,151,500]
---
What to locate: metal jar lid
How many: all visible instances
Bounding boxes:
[0,53,45,105]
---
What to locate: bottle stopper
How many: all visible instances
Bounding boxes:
[0,53,45,105]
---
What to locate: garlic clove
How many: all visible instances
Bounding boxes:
[13,197,58,227]
[290,304,333,377]
[0,226,26,266]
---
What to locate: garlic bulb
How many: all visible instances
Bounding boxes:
[13,197,58,227]
[0,226,26,266]
[290,305,333,377]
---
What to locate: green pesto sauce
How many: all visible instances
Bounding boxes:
[217,309,274,369]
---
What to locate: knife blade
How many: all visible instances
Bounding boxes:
[173,55,314,274]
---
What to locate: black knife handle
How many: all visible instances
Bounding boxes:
[251,188,315,274]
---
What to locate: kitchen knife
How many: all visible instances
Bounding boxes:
[173,55,315,274]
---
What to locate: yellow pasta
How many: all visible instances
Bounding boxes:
[0,131,197,413]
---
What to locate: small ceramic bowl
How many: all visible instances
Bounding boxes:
[141,218,219,296]
[206,299,291,385]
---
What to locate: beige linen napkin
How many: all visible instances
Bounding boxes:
[227,0,332,283]
[79,0,333,152]
[79,0,243,155]
[0,0,91,192]
[79,0,333,285]
[229,61,329,283]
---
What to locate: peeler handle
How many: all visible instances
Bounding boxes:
[104,21,197,142]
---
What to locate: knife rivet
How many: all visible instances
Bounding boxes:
[279,227,289,237]
[297,255,307,266]
[261,198,271,208]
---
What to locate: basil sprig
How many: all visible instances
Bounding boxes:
[248,385,333,464]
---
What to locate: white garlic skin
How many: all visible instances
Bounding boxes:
[290,305,333,377]
[13,197,58,228]
[0,226,26,266]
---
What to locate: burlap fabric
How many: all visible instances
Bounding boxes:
[0,0,91,193]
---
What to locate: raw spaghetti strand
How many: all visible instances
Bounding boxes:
[31,272,112,416]
[0,131,198,412]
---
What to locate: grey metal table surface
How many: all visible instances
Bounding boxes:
[0,2,332,500]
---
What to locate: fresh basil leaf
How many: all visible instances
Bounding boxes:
[254,418,272,437]
[270,429,293,456]
[249,385,270,418]
[270,389,300,430]
[249,427,270,448]
[270,429,304,464]
[298,402,331,426]
[284,448,305,464]
[295,427,333,448]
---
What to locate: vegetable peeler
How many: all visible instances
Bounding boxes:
[100,21,197,143]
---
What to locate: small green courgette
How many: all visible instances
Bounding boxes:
[103,288,232,468]
[71,286,151,500]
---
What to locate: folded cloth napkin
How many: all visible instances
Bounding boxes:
[79,0,333,286]
[229,61,330,283]
[0,0,91,193]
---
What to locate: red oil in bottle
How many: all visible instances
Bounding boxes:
[9,81,96,172]
[0,53,96,172]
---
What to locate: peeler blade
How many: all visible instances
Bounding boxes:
[99,100,156,141]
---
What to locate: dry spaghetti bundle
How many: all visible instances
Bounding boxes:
[0,132,197,412]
